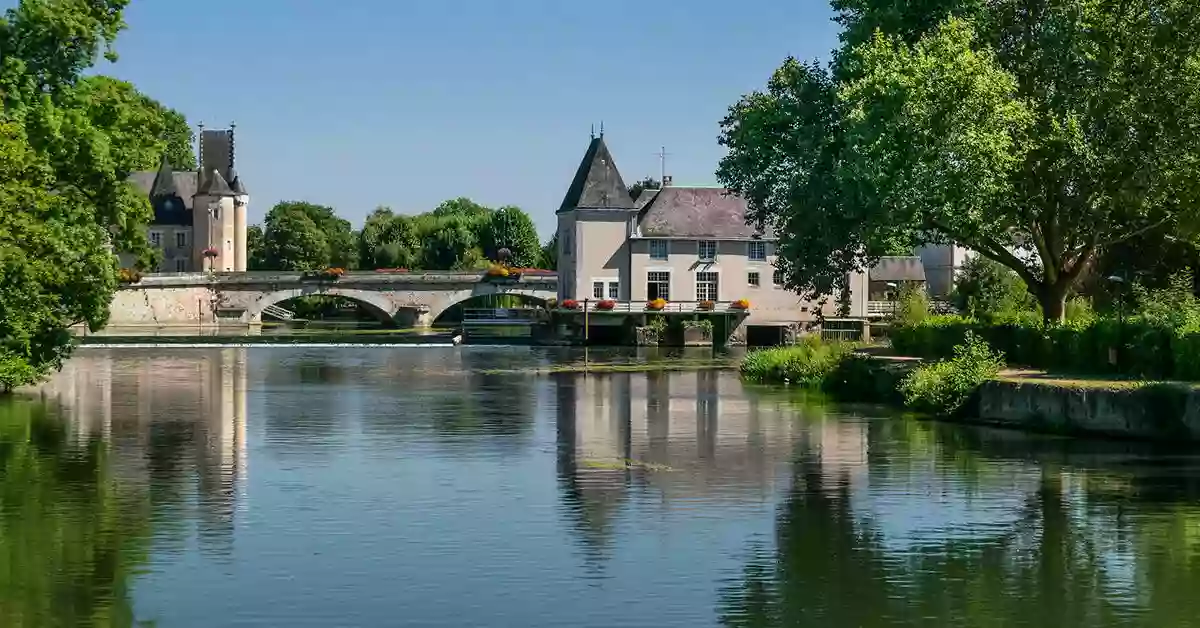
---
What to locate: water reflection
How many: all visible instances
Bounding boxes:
[40,348,247,558]
[14,347,1200,626]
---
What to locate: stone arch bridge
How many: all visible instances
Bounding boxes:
[106,271,558,327]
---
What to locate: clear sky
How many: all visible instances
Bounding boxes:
[90,0,842,237]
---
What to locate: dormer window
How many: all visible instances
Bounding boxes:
[698,240,717,261]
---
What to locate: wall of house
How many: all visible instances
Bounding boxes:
[193,196,238,272]
[146,225,194,272]
[571,210,631,301]
[917,244,975,297]
[628,238,839,324]
[556,212,576,300]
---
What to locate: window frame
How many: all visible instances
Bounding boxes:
[175,232,187,248]
[748,240,767,262]
[646,271,671,301]
[695,271,719,302]
[649,239,668,260]
[149,230,162,248]
[747,271,760,288]
[697,240,717,261]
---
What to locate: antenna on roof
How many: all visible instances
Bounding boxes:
[599,121,605,137]
[590,124,595,139]
[655,146,671,184]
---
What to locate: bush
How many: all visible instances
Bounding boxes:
[894,283,929,327]
[899,332,1004,416]
[951,255,1035,319]
[740,336,854,385]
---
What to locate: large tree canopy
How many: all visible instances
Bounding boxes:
[0,0,193,390]
[718,0,1200,320]
[257,201,356,271]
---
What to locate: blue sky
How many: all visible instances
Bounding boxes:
[90,0,841,237]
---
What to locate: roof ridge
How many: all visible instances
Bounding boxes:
[557,136,635,212]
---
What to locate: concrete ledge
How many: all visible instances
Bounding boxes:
[127,271,558,288]
[971,379,1200,441]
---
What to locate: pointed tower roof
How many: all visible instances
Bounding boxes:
[197,168,237,197]
[228,168,248,195]
[150,154,178,198]
[557,135,635,213]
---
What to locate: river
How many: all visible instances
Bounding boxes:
[4,346,1200,627]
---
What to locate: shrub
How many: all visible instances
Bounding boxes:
[899,332,1004,416]
[893,283,928,327]
[951,255,1035,320]
[117,268,142,284]
[740,337,854,385]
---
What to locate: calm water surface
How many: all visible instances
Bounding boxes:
[5,346,1200,627]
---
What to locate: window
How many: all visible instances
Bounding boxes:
[698,240,716,261]
[773,270,784,286]
[592,279,619,300]
[562,229,572,254]
[593,281,605,299]
[696,272,719,302]
[748,241,767,261]
[174,258,187,272]
[607,281,619,299]
[647,272,671,301]
[149,231,162,248]
[649,239,668,260]
[175,232,187,248]
[748,271,760,287]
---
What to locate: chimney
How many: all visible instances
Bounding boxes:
[662,175,673,187]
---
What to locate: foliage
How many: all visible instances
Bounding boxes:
[0,0,186,391]
[560,299,580,310]
[899,332,1004,415]
[596,299,616,310]
[952,254,1035,320]
[893,283,928,327]
[0,400,153,623]
[246,224,267,270]
[647,298,667,311]
[627,176,661,200]
[740,336,855,385]
[538,234,558,271]
[717,2,1200,322]
[732,299,750,310]
[481,206,540,267]
[70,75,195,171]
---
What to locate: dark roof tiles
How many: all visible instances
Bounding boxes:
[869,256,927,282]
[636,187,771,240]
[558,136,635,212]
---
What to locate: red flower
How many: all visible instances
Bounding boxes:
[596,299,616,310]
[202,247,219,258]
[561,299,580,310]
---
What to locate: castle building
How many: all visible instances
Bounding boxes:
[125,128,249,273]
[555,133,869,327]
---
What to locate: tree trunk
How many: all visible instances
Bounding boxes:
[1038,282,1070,324]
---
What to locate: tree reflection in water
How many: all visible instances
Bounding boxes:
[0,399,153,627]
[719,417,1200,627]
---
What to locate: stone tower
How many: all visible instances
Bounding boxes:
[193,128,249,272]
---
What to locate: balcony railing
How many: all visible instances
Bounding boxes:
[868,299,957,317]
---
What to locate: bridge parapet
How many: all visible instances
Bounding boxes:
[129,271,558,288]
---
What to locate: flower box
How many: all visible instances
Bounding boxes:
[731,299,751,310]
[201,247,219,259]
[561,299,581,310]
[698,300,716,311]
[596,299,616,310]
[646,298,667,311]
[117,268,142,284]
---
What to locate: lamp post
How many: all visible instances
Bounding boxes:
[1107,274,1126,369]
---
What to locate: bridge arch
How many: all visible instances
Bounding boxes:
[243,286,399,325]
[429,292,554,327]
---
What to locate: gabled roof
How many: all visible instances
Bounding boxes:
[150,155,178,198]
[636,187,772,240]
[557,136,635,212]
[229,168,248,195]
[198,168,237,197]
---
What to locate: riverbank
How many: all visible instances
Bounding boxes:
[741,345,1200,442]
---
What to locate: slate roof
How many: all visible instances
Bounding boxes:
[128,168,197,226]
[869,256,927,282]
[229,168,248,195]
[198,168,237,197]
[558,136,635,212]
[636,187,772,240]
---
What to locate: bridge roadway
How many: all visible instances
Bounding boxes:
[106,271,558,327]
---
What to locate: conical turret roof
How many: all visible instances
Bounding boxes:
[557,135,634,213]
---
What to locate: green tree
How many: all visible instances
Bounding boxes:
[627,176,661,200]
[246,224,267,270]
[539,234,558,271]
[421,215,482,270]
[260,201,356,270]
[0,0,172,390]
[952,254,1035,319]
[482,206,540,267]
[358,207,420,270]
[71,75,196,171]
[718,1,1200,321]
[261,209,328,271]
[430,197,491,220]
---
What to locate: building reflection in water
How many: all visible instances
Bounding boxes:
[554,369,870,568]
[38,348,248,556]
